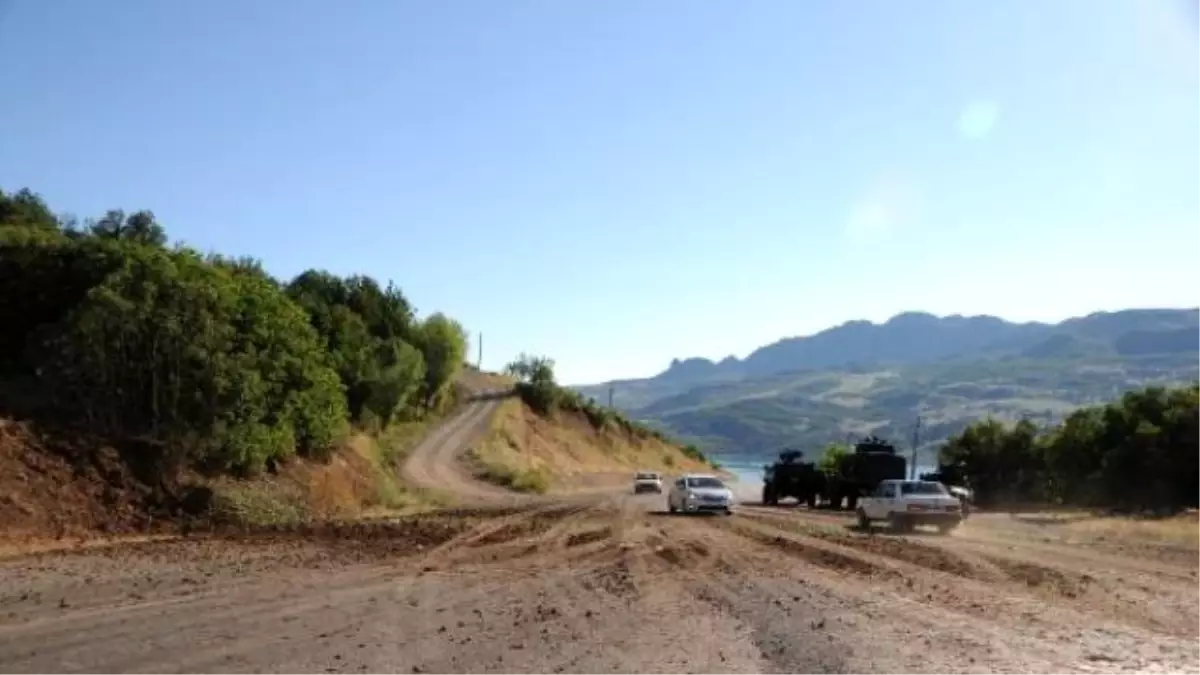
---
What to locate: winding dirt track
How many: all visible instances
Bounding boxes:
[1,401,1197,673]
[401,391,531,505]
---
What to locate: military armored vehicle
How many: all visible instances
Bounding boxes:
[822,435,907,510]
[761,449,826,508]
[920,464,974,517]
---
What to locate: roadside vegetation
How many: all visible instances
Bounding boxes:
[455,354,716,493]
[938,384,1198,514]
[816,442,851,474]
[504,353,713,465]
[0,186,468,528]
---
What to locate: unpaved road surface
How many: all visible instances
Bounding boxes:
[401,392,529,505]
[2,403,1197,673]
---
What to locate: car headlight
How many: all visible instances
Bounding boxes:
[686,491,698,500]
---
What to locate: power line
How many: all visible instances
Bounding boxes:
[910,415,922,479]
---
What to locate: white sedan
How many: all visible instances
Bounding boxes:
[857,479,963,533]
[632,471,664,494]
[667,474,735,515]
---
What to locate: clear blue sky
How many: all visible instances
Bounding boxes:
[1,1,1197,384]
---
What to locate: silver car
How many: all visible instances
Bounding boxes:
[667,474,735,515]
[633,471,664,494]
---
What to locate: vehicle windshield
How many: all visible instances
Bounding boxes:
[635,472,659,480]
[686,477,724,489]
[901,481,949,496]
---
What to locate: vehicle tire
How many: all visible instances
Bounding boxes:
[724,508,733,517]
[846,493,858,511]
[856,508,870,531]
[668,499,677,514]
[888,512,908,533]
[806,493,817,509]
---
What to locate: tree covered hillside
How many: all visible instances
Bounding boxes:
[0,187,467,476]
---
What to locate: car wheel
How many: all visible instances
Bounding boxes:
[668,499,676,514]
[888,512,908,533]
[856,508,870,531]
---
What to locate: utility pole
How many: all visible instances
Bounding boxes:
[477,332,483,369]
[910,415,922,479]
[608,386,614,409]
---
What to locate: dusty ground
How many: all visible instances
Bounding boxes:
[2,395,1197,673]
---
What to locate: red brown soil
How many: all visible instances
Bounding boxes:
[0,419,161,541]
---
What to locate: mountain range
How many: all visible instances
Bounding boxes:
[573,308,1199,465]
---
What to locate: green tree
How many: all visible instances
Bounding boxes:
[415,313,468,411]
[31,244,347,473]
[817,442,851,474]
[506,353,560,413]
[0,188,60,230]
[285,269,428,425]
[505,353,556,385]
[362,338,427,427]
[87,209,167,247]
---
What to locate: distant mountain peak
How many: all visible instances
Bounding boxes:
[884,311,940,325]
[643,307,1199,387]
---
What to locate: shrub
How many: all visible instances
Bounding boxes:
[29,244,349,473]
[681,444,708,464]
[0,186,480,481]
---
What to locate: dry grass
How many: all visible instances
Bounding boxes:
[457,367,516,393]
[209,421,448,528]
[1012,510,1199,548]
[467,398,712,494]
[1060,512,1199,548]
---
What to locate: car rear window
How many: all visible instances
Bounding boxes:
[900,481,948,495]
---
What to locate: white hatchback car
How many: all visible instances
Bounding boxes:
[633,471,664,494]
[667,474,735,515]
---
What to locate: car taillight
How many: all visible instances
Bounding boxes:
[945,503,960,512]
[906,504,929,512]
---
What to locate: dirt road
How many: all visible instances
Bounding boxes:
[1,407,1197,673]
[401,391,529,505]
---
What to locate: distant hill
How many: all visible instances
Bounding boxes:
[573,308,1200,465]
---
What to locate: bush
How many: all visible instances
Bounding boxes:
[29,243,348,473]
[505,351,713,467]
[940,384,1199,512]
[681,444,708,464]
[0,185,471,480]
[510,467,551,494]
[817,443,851,474]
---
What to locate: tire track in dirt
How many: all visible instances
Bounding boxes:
[6,388,1199,675]
[738,509,1005,583]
